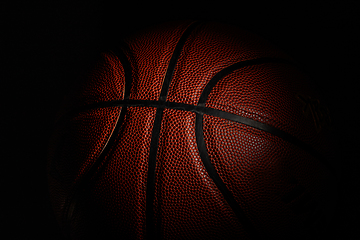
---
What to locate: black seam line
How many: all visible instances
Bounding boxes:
[196,56,335,174]
[67,57,292,117]
[158,21,202,101]
[69,99,334,175]
[62,46,133,232]
[146,21,201,239]
[110,44,133,99]
[198,57,294,106]
[195,112,262,240]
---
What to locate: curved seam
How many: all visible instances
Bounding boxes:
[62,46,133,235]
[57,43,334,239]
[64,98,335,175]
[195,112,262,240]
[145,20,202,239]
[198,57,294,106]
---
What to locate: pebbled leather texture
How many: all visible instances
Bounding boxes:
[47,20,337,240]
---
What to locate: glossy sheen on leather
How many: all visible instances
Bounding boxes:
[47,20,335,240]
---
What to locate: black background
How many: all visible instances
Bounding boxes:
[2,1,359,239]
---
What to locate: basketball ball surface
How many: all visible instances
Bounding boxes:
[47,20,338,240]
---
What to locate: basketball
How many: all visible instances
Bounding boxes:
[47,20,338,239]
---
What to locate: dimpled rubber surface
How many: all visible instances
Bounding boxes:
[47,20,335,240]
[154,109,248,239]
[47,50,125,235]
[66,51,125,110]
[204,63,331,156]
[122,21,192,101]
[88,106,157,239]
[202,114,326,238]
[166,22,289,105]
[47,107,121,227]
